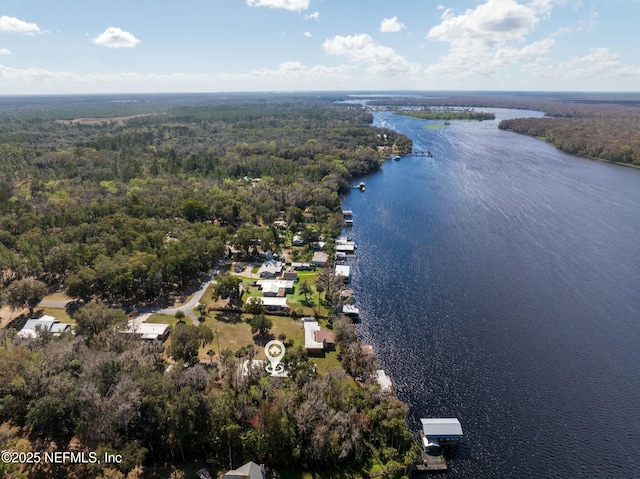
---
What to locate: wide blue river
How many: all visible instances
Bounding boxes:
[341,110,640,478]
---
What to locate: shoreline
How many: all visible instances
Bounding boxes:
[502,127,640,170]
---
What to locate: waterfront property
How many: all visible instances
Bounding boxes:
[343,209,353,226]
[303,320,335,353]
[335,264,351,282]
[342,304,360,318]
[413,418,463,474]
[420,418,463,448]
[375,369,392,392]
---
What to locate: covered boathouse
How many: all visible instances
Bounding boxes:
[411,418,463,474]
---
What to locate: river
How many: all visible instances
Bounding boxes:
[341,109,640,478]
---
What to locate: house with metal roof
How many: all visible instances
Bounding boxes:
[17,315,72,338]
[124,320,170,341]
[257,259,284,278]
[256,297,289,312]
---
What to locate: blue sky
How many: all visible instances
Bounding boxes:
[1,0,639,94]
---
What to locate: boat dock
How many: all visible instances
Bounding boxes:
[411,418,463,476]
[413,449,447,473]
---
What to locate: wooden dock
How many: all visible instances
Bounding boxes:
[416,449,447,473]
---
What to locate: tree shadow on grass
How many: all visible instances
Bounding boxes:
[5,312,29,331]
[215,311,243,324]
[253,332,276,347]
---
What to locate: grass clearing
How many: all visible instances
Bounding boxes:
[41,292,73,303]
[198,312,306,360]
[36,307,75,325]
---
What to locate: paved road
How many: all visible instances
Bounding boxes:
[39,273,217,326]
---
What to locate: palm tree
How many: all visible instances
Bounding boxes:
[299,280,313,304]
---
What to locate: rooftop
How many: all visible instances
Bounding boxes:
[420,418,463,439]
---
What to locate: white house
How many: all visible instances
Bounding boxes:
[256,297,289,312]
[17,315,72,338]
[257,259,284,278]
[303,321,335,353]
[124,320,170,341]
[257,279,295,296]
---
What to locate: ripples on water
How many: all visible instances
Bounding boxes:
[342,111,640,478]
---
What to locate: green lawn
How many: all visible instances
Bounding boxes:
[147,314,180,325]
[197,311,306,361]
[34,307,75,325]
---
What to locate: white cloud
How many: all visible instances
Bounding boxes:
[250,61,352,81]
[556,11,597,35]
[522,47,640,83]
[0,61,355,94]
[495,38,555,64]
[323,33,420,76]
[92,27,140,48]
[0,49,11,55]
[304,31,312,37]
[380,16,405,33]
[424,0,566,78]
[304,12,320,21]
[0,15,41,34]
[428,1,539,47]
[246,0,310,11]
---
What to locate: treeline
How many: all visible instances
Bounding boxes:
[397,110,495,121]
[498,115,640,165]
[0,95,411,304]
[366,93,640,166]
[0,308,418,478]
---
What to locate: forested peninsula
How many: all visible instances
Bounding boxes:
[367,92,640,166]
[396,109,495,121]
[0,94,417,479]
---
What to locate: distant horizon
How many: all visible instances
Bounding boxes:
[2,89,640,99]
[2,1,640,95]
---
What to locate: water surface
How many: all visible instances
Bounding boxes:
[342,110,640,478]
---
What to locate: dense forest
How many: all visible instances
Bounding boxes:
[0,94,418,478]
[0,95,411,305]
[0,308,418,478]
[367,93,640,166]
